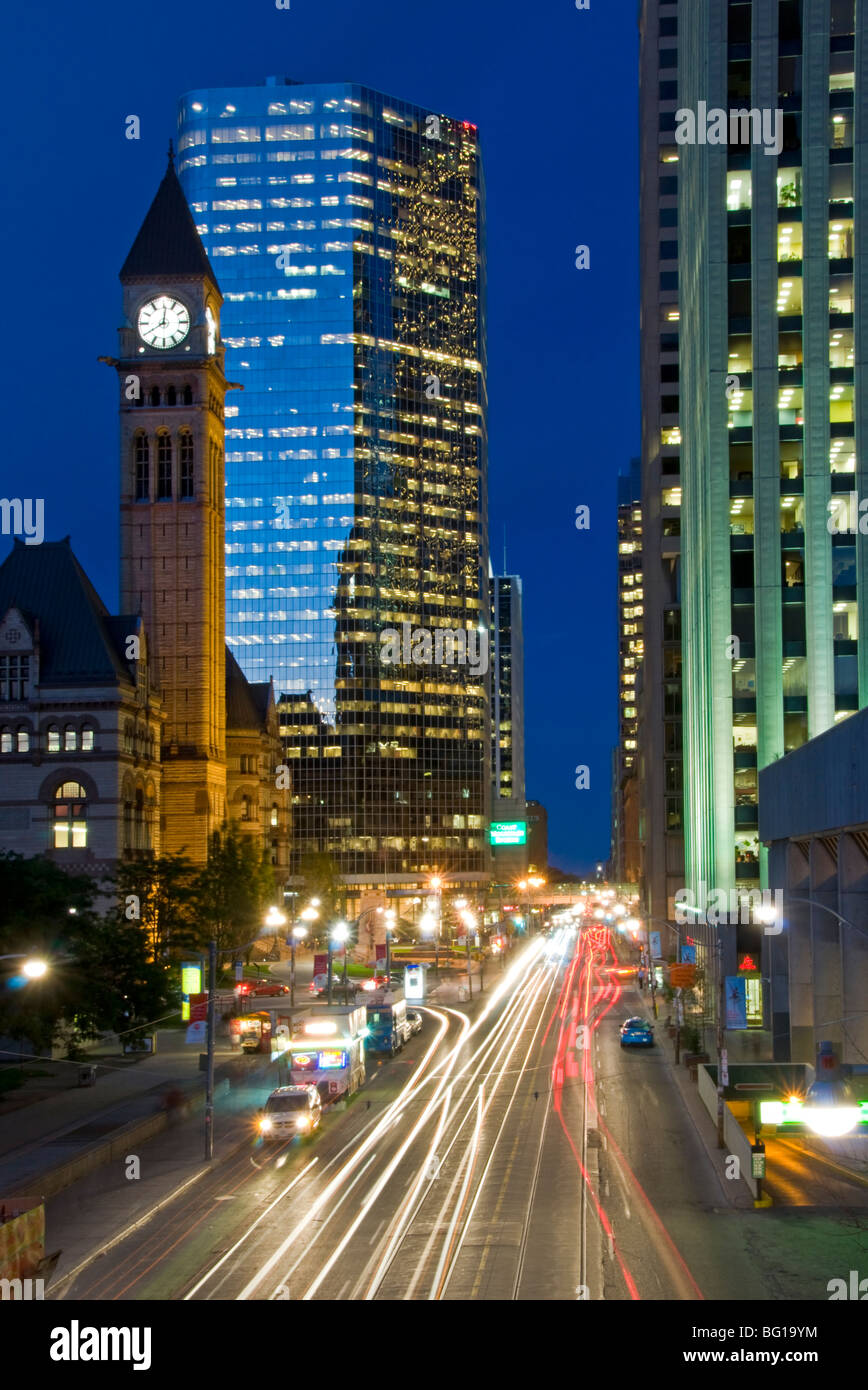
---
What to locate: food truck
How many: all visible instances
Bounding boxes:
[285,1005,366,1101]
[229,1010,273,1054]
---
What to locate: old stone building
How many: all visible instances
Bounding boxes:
[0,150,289,878]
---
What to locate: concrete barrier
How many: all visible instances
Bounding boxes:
[17,1074,241,1201]
[696,1064,758,1198]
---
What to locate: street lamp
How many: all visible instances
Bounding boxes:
[330,921,349,1005]
[203,904,287,1162]
[0,955,49,979]
[263,905,287,962]
[428,877,443,976]
[460,908,477,999]
[289,925,307,1007]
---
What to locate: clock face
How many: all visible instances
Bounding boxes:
[206,306,217,354]
[138,296,190,349]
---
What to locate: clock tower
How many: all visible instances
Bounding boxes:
[114,144,228,863]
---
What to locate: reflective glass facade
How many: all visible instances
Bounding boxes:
[177,79,489,886]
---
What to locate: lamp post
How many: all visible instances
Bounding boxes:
[289,925,307,1008]
[460,908,476,999]
[204,907,283,1161]
[428,877,443,977]
[332,922,349,1004]
[384,908,396,978]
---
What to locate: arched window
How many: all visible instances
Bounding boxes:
[54,782,87,849]
[166,384,177,406]
[179,431,194,499]
[241,795,251,822]
[47,724,60,753]
[0,727,11,754]
[182,384,193,405]
[64,725,76,752]
[149,386,160,407]
[134,432,149,501]
[81,725,94,752]
[157,433,172,500]
[135,788,144,850]
[17,727,29,753]
[270,803,278,828]
[124,721,134,754]
[123,799,133,849]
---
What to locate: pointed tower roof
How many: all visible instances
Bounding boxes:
[120,142,219,288]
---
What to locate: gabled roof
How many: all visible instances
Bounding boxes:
[226,648,272,731]
[120,147,219,287]
[0,539,137,686]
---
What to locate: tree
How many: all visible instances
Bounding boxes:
[190,823,276,972]
[106,851,199,961]
[297,851,344,929]
[0,852,169,1054]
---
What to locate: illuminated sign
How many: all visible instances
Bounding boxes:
[318,1050,348,1070]
[304,1020,338,1037]
[489,822,527,846]
[291,1052,316,1069]
[737,953,759,973]
[181,964,202,996]
[405,966,424,1002]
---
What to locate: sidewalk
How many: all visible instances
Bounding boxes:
[47,1062,279,1296]
[652,1011,757,1210]
[0,1031,250,1197]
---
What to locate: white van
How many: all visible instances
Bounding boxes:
[257,1084,322,1141]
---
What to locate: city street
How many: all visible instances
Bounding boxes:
[48,928,868,1303]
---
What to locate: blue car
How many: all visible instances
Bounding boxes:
[620,1016,654,1048]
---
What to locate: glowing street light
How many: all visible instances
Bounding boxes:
[332,921,350,1004]
[289,924,308,1007]
[0,954,49,979]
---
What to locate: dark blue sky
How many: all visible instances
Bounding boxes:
[1,0,639,873]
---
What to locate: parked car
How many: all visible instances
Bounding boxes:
[620,1016,654,1048]
[406,1009,423,1035]
[257,1085,322,1142]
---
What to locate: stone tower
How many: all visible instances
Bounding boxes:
[114,144,228,863]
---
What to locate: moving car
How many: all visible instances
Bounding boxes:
[620,1016,654,1048]
[236,979,289,998]
[406,1009,422,1035]
[608,965,637,981]
[257,1085,322,1141]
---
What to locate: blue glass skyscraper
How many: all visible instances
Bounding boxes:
[177,78,489,890]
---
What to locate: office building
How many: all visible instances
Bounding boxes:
[638,0,686,937]
[612,460,643,884]
[525,799,548,873]
[490,572,527,879]
[676,0,864,1055]
[177,79,490,898]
